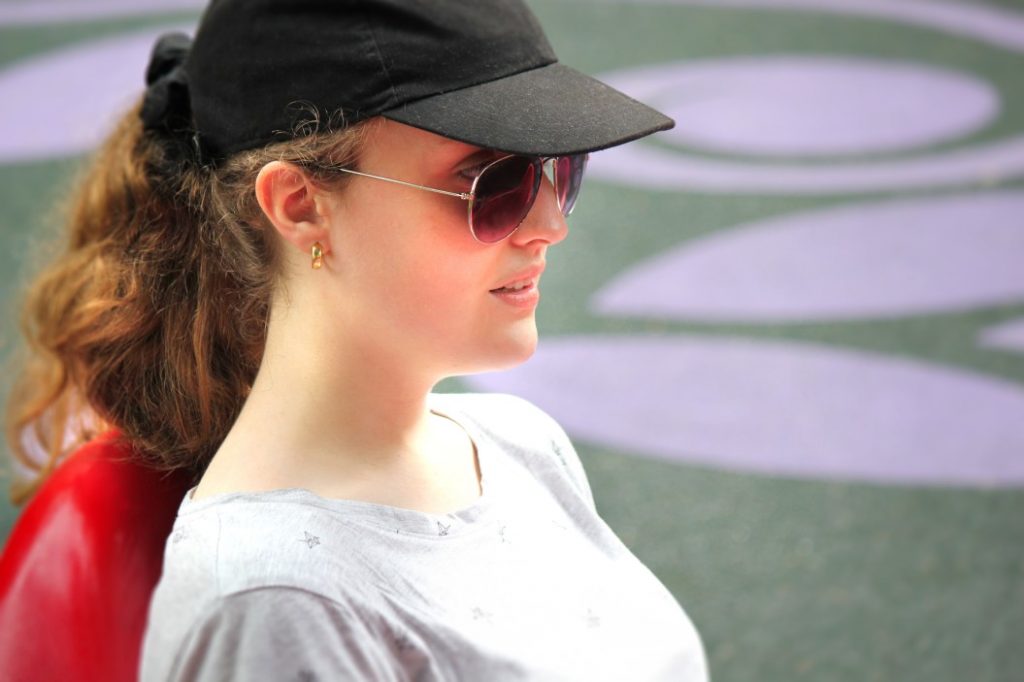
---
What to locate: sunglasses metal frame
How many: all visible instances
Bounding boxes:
[312,153,588,243]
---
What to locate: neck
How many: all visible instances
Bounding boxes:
[208,287,445,489]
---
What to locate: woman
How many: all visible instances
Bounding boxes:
[6,0,709,679]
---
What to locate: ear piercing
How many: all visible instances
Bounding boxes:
[311,241,324,269]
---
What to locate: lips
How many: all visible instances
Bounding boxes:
[490,263,545,292]
[491,279,533,293]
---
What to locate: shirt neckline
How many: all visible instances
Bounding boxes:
[177,392,502,537]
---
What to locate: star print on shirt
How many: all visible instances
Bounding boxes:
[299,531,320,549]
[296,669,317,682]
[436,521,451,536]
[170,528,188,544]
[393,631,415,653]
[498,524,509,543]
[471,606,494,623]
[586,607,602,628]
[551,440,568,468]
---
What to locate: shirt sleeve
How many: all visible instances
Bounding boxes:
[162,587,407,682]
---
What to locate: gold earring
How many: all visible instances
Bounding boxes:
[311,241,324,269]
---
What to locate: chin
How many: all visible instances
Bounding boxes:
[504,321,539,361]
[458,328,538,375]
[498,336,538,369]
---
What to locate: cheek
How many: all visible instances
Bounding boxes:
[394,248,478,319]
[342,204,487,332]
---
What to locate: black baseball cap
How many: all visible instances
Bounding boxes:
[148,0,674,161]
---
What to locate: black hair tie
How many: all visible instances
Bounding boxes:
[140,32,206,165]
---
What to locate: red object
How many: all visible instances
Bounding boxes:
[0,432,193,682]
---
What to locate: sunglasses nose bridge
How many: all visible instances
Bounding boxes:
[523,158,569,239]
[541,157,555,181]
[539,157,563,211]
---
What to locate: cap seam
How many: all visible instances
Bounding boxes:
[364,15,400,107]
[384,56,559,114]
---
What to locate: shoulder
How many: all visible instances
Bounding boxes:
[142,585,409,682]
[144,501,402,679]
[154,492,382,604]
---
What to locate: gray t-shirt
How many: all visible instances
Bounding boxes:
[140,392,709,681]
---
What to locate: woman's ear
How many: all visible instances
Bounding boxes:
[254,161,333,258]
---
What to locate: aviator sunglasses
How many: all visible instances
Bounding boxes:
[316,153,589,243]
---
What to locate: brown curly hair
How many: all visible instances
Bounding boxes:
[3,97,375,506]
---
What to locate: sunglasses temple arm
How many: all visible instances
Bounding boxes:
[328,166,472,201]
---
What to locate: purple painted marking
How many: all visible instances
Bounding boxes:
[463,335,1024,487]
[0,23,194,162]
[655,56,997,156]
[587,56,1024,193]
[979,317,1024,354]
[592,191,1024,322]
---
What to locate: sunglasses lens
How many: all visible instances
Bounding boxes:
[471,156,540,243]
[555,154,589,217]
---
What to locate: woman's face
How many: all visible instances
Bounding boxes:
[321,118,569,377]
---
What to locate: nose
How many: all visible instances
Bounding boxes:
[510,162,568,247]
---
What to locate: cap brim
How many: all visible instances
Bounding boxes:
[381,62,674,156]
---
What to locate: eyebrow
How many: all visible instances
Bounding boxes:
[455,147,502,168]
[428,140,502,181]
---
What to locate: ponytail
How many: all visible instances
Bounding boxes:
[4,98,372,506]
